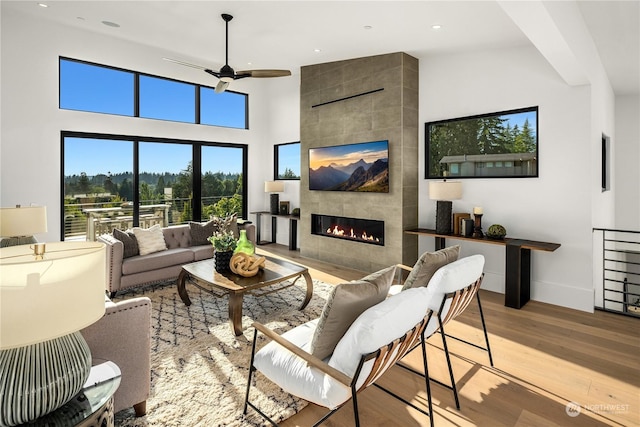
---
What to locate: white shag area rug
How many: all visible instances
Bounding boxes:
[113,277,332,427]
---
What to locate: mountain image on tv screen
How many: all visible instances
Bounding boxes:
[309,140,389,193]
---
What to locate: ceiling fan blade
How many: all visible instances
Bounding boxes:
[236,69,292,78]
[215,80,230,93]
[163,57,208,71]
[167,15,291,91]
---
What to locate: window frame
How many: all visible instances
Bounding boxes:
[59,56,248,129]
[59,58,135,116]
[60,131,248,241]
[274,141,301,180]
[138,74,197,123]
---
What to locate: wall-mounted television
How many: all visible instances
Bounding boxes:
[309,140,389,192]
[426,106,538,179]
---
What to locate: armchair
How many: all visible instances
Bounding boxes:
[244,286,437,427]
[395,254,493,410]
[80,296,151,417]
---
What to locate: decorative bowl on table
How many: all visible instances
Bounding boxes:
[487,224,507,240]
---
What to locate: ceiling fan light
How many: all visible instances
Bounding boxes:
[215,81,230,93]
[220,76,234,83]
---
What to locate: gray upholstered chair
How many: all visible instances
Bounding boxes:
[80,296,151,417]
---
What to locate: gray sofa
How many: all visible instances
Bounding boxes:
[98,222,255,296]
[80,296,151,417]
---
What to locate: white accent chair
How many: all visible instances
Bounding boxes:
[244,286,436,427]
[394,254,493,409]
[243,255,489,426]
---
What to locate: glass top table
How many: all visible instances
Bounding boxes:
[21,361,121,426]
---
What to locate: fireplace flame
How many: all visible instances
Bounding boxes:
[326,225,380,243]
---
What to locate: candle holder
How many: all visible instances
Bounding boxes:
[473,213,484,238]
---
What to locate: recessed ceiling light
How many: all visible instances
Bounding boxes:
[102,21,120,28]
[38,3,48,7]
[364,25,373,30]
[314,48,321,53]
[431,24,442,30]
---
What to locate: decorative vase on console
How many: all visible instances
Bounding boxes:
[234,229,255,256]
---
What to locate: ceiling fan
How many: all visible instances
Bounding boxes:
[164,13,291,93]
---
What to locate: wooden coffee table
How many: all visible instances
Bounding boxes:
[176,256,313,336]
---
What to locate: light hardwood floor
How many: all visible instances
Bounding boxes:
[256,244,640,427]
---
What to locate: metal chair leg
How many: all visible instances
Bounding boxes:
[439,316,461,410]
[476,292,494,367]
[351,387,361,427]
[243,329,259,415]
[421,332,435,427]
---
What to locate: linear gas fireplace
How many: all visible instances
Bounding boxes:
[311,214,384,246]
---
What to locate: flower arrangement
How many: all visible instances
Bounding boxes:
[207,231,237,252]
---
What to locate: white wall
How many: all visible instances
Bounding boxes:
[614,95,640,229]
[419,46,596,312]
[0,8,274,242]
[260,77,301,246]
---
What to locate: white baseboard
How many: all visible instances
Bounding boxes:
[480,271,594,313]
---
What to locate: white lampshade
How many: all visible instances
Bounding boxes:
[428,181,463,201]
[0,206,47,237]
[0,241,106,349]
[0,241,107,425]
[264,181,285,193]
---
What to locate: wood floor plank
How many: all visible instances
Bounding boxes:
[256,244,640,427]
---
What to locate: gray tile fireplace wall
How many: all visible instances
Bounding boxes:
[300,52,419,272]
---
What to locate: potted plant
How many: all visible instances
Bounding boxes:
[208,231,237,272]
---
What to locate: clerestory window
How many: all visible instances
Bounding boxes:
[59,57,248,129]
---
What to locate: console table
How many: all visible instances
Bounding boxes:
[251,211,300,250]
[405,228,561,309]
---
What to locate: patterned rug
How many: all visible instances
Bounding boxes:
[112,277,333,427]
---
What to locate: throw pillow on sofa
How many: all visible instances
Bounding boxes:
[132,224,167,256]
[189,220,216,246]
[309,265,396,360]
[112,228,139,258]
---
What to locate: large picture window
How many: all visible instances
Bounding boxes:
[62,132,247,241]
[425,106,538,179]
[59,57,248,129]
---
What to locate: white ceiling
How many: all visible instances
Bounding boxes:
[4,0,639,95]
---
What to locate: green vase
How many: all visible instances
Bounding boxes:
[234,229,255,256]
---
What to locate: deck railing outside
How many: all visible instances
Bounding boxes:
[64,196,229,241]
